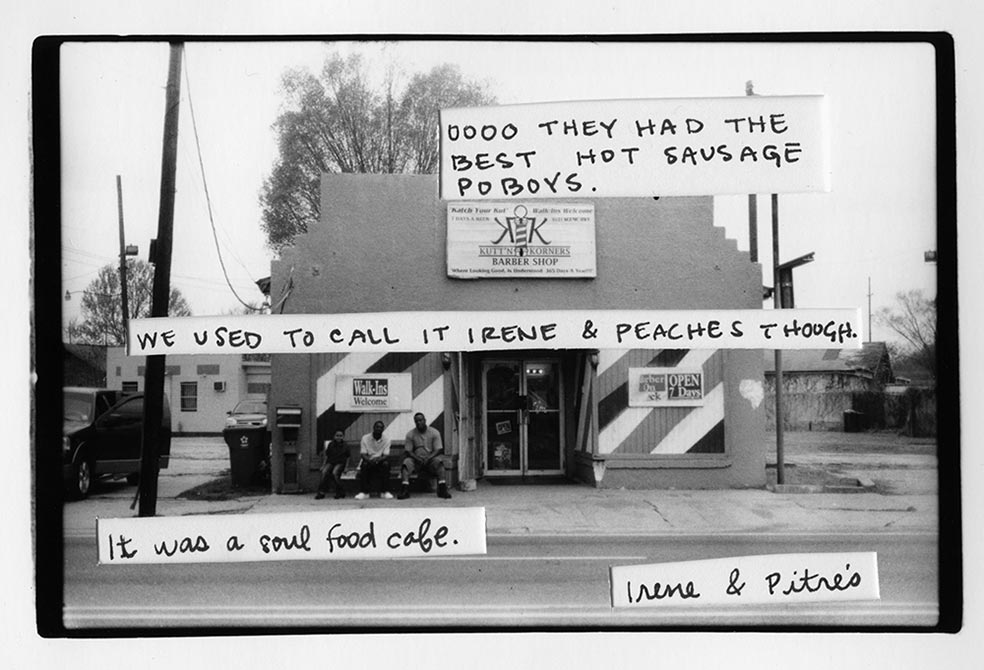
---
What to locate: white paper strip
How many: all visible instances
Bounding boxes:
[127,309,862,355]
[440,96,830,199]
[97,508,487,565]
[610,552,880,608]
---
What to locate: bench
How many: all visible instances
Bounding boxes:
[328,442,455,491]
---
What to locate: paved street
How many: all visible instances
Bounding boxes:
[78,436,233,501]
[58,431,944,630]
[63,531,937,628]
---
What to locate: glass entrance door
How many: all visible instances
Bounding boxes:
[482,359,563,476]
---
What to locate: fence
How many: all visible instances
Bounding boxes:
[764,387,936,436]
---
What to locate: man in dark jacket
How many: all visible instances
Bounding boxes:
[315,429,350,499]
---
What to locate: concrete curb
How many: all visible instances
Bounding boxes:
[768,476,878,494]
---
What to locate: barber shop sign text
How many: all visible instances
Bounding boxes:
[447,202,596,278]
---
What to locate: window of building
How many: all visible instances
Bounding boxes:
[121,381,139,393]
[197,364,220,375]
[138,365,182,377]
[246,382,271,396]
[180,382,198,412]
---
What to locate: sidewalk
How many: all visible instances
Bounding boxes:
[254,484,938,535]
[64,484,939,537]
[63,433,939,537]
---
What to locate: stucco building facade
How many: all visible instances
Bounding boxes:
[267,174,767,492]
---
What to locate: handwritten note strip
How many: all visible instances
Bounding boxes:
[610,552,879,608]
[440,95,830,199]
[97,508,487,565]
[127,309,862,356]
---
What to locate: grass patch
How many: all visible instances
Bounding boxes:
[176,471,270,501]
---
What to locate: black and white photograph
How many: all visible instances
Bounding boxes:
[12,2,981,667]
[39,32,955,630]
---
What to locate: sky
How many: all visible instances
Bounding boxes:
[60,39,939,345]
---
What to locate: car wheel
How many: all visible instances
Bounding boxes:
[74,459,92,499]
[126,473,140,485]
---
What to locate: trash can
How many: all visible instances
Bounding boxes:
[223,426,270,486]
[843,409,866,433]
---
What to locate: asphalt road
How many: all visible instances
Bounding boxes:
[57,433,942,630]
[63,531,938,629]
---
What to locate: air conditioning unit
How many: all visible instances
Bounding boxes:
[213,381,227,392]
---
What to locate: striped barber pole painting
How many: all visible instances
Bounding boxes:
[596,349,724,455]
[314,352,446,454]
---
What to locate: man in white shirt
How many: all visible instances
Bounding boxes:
[355,420,394,500]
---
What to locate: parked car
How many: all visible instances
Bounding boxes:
[63,387,171,499]
[224,399,268,428]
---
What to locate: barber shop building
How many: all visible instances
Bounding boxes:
[267,174,767,493]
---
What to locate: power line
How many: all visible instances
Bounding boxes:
[182,52,263,312]
[173,83,261,283]
[63,248,256,292]
[62,245,117,263]
[170,269,258,287]
[62,268,102,283]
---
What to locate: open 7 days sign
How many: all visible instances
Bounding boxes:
[629,368,704,407]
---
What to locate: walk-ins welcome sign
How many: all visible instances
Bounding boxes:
[440,95,829,199]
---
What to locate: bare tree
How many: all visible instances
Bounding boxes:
[65,317,86,344]
[223,301,268,316]
[72,259,192,346]
[876,289,936,379]
[260,52,495,252]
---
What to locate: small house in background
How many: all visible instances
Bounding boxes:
[105,347,271,435]
[883,357,936,437]
[763,341,894,431]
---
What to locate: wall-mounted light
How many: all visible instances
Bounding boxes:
[441,352,452,370]
[589,351,599,369]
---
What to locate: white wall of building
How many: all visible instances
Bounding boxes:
[106,348,270,434]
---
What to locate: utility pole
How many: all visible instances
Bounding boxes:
[746,81,758,263]
[867,276,873,342]
[772,193,785,485]
[138,42,182,517]
[116,175,130,348]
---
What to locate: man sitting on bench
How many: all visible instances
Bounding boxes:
[315,429,349,500]
[398,412,451,500]
[355,420,394,500]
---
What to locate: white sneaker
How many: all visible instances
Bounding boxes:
[354,492,369,500]
[380,491,394,500]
